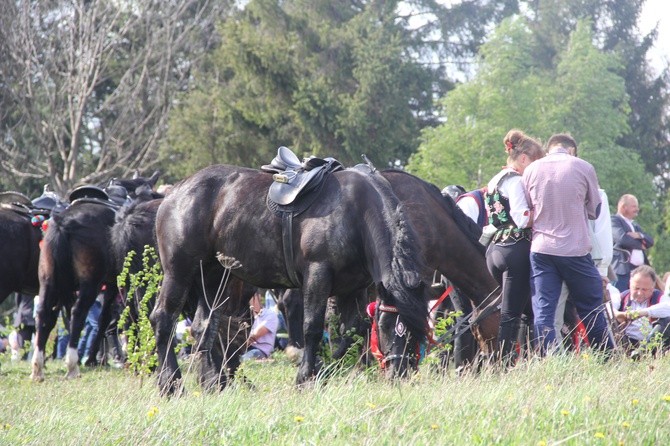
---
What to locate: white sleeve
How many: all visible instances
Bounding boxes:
[456,196,481,225]
[500,174,532,229]
[607,284,621,317]
[590,189,613,275]
[647,293,670,319]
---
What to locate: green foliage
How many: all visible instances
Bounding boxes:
[117,247,162,380]
[160,0,446,178]
[421,311,461,368]
[316,311,369,381]
[408,16,652,216]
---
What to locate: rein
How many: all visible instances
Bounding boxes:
[435,285,502,345]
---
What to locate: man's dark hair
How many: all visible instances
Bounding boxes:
[546,133,577,155]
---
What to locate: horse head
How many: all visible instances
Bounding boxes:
[372,285,427,379]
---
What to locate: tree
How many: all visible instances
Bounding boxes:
[0,0,232,196]
[159,0,524,179]
[407,18,655,226]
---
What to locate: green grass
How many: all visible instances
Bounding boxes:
[1,352,670,445]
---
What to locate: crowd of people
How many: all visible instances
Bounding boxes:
[450,129,669,361]
[4,131,668,370]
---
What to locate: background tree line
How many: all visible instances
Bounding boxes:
[0,0,668,269]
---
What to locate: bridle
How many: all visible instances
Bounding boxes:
[375,302,420,370]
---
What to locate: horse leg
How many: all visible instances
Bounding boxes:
[191,292,225,392]
[280,289,305,364]
[85,285,118,367]
[333,289,370,360]
[31,284,59,382]
[296,275,330,385]
[65,283,99,379]
[150,274,189,396]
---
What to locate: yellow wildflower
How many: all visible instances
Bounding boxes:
[366,402,377,409]
[632,399,639,406]
[594,432,605,439]
[662,395,670,402]
[146,406,159,420]
[561,410,570,416]
[294,416,305,423]
[622,421,630,429]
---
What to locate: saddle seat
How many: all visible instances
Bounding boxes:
[68,185,130,210]
[262,146,343,206]
[0,191,34,215]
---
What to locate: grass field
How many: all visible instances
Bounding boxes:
[1,351,670,445]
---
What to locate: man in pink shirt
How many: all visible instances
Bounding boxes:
[522,133,614,355]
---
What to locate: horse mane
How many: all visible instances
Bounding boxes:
[363,170,428,343]
[440,193,486,256]
[382,169,485,256]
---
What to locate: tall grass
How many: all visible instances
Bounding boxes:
[1,352,670,445]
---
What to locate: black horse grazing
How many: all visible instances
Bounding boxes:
[278,169,501,370]
[31,173,160,382]
[151,164,428,395]
[110,197,255,390]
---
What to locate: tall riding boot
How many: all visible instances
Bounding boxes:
[497,319,520,368]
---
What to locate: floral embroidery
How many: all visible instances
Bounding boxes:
[485,171,531,244]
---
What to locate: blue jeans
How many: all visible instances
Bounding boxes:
[530,252,613,355]
[78,300,101,359]
[240,348,266,362]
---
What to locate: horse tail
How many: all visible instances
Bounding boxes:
[42,214,76,294]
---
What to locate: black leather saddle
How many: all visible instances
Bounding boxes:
[68,185,130,209]
[262,146,343,207]
[0,191,33,215]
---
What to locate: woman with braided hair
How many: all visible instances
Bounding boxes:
[484,129,545,366]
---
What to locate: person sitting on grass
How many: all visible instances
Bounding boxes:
[240,290,279,362]
[610,265,670,355]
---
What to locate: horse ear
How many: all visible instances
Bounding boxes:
[148,170,161,187]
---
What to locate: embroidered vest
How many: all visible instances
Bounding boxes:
[485,171,531,244]
[619,289,663,323]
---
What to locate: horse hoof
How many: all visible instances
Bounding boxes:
[30,372,45,383]
[65,370,81,380]
[285,346,303,364]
